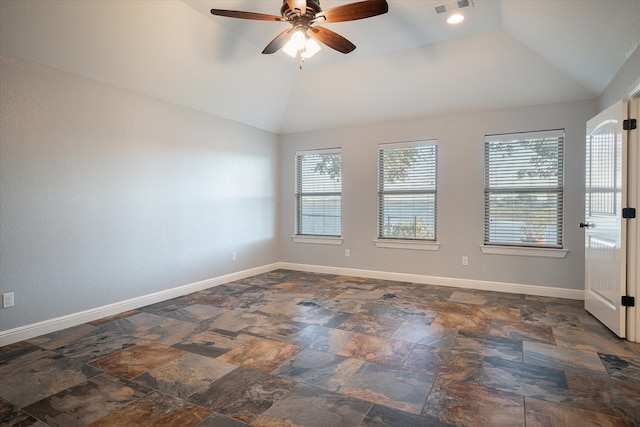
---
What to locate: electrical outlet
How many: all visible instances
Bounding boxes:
[462,256,469,266]
[3,292,15,308]
[232,252,237,261]
[345,249,350,257]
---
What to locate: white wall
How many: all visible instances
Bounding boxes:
[279,99,597,291]
[0,54,279,332]
[599,45,640,111]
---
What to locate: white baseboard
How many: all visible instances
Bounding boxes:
[0,264,279,347]
[278,262,584,301]
[0,262,583,347]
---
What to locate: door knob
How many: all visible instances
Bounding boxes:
[579,222,591,228]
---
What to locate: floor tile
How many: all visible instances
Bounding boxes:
[3,270,640,427]
[523,341,608,376]
[481,357,573,404]
[254,300,315,318]
[188,366,296,424]
[525,295,583,304]
[524,397,633,427]
[253,383,371,427]
[196,412,252,426]
[273,347,364,391]
[162,304,225,324]
[339,362,434,414]
[206,310,273,335]
[598,353,640,384]
[391,323,458,348]
[488,320,556,345]
[319,296,370,315]
[217,337,302,373]
[172,292,239,311]
[287,324,359,353]
[359,404,454,427]
[337,313,404,338]
[520,306,582,329]
[0,344,49,367]
[241,317,308,342]
[53,328,143,363]
[448,290,493,305]
[430,304,491,334]
[553,326,636,357]
[88,390,211,427]
[172,330,253,358]
[0,398,49,427]
[403,345,483,382]
[133,352,237,398]
[98,311,198,345]
[23,373,151,427]
[625,340,640,357]
[422,378,525,427]
[566,372,640,424]
[27,323,97,349]
[337,288,388,301]
[0,341,33,356]
[359,299,437,325]
[0,347,103,407]
[451,330,522,362]
[477,304,521,323]
[337,334,415,367]
[89,340,186,379]
[291,306,353,328]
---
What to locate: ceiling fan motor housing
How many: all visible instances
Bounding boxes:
[281,0,322,19]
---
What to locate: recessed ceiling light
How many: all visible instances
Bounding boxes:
[447,13,464,24]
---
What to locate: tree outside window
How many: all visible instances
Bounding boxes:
[484,130,565,248]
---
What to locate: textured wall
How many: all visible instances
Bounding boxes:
[0,54,279,331]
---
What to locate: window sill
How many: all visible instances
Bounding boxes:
[480,245,569,258]
[292,235,343,245]
[374,239,440,251]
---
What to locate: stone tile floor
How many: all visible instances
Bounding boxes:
[1,270,639,426]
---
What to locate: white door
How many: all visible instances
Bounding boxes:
[584,100,628,337]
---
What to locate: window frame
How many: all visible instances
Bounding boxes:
[294,148,342,241]
[376,140,438,245]
[483,129,565,251]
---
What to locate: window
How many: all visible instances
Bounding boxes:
[377,141,437,241]
[484,129,564,248]
[295,148,342,237]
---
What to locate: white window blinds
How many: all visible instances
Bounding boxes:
[484,130,564,248]
[295,149,342,237]
[378,141,437,240]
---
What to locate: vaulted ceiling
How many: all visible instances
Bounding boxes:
[1,0,639,134]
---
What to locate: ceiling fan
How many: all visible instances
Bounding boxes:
[210,0,389,62]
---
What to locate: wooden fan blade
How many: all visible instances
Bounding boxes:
[210,9,284,22]
[309,26,356,54]
[286,0,306,16]
[315,0,388,23]
[262,28,294,54]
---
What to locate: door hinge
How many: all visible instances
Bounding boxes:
[621,296,635,307]
[623,118,637,130]
[622,207,636,219]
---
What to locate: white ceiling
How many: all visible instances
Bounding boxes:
[1,0,639,134]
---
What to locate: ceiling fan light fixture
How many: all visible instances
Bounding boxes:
[283,27,321,59]
[301,37,321,59]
